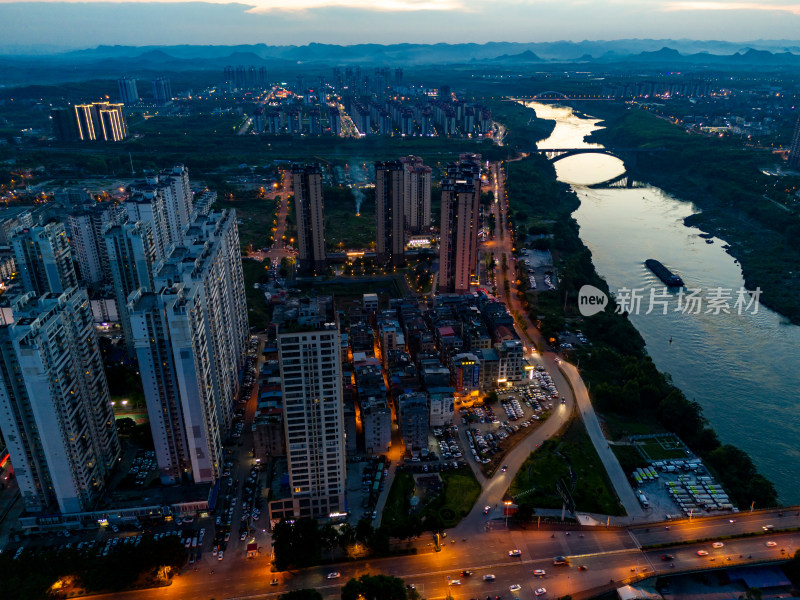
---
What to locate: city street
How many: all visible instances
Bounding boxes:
[482,161,642,518]
[76,515,799,600]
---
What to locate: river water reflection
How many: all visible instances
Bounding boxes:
[527,102,800,504]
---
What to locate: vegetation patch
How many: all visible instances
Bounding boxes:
[509,418,625,516]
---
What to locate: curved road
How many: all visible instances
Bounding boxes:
[460,162,642,527]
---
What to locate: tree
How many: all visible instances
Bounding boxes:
[280,590,323,600]
[355,517,374,544]
[341,574,408,600]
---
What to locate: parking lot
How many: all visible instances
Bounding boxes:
[119,449,158,488]
[460,367,560,471]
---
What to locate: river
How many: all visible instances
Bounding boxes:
[526,101,800,505]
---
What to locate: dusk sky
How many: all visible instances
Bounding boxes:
[2,1,800,50]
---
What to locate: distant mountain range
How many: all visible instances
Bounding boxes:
[47,39,800,65]
[2,40,800,87]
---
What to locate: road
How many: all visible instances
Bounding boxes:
[252,171,296,266]
[481,161,642,518]
[78,514,800,600]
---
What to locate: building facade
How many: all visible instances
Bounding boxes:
[375,161,405,267]
[398,392,429,454]
[292,164,327,273]
[400,156,432,232]
[104,220,157,354]
[0,289,120,513]
[11,223,79,296]
[117,77,139,106]
[438,157,481,294]
[275,309,346,519]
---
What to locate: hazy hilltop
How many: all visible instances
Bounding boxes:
[2,39,800,86]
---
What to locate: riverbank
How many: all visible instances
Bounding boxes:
[585,107,800,325]
[493,100,779,510]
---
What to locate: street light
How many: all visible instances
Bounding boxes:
[504,500,512,528]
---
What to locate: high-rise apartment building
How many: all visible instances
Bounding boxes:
[104,220,157,355]
[117,77,139,105]
[292,164,327,273]
[126,164,194,259]
[130,210,248,484]
[152,77,173,106]
[71,103,128,142]
[789,117,800,170]
[50,107,78,142]
[129,284,220,484]
[0,288,120,513]
[66,203,121,288]
[375,160,405,267]
[400,156,432,232]
[438,157,482,294]
[11,223,78,296]
[125,184,170,260]
[274,298,346,519]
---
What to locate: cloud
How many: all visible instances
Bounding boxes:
[245,0,463,11]
[0,0,464,12]
[662,1,800,14]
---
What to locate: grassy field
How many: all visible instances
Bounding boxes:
[381,470,417,537]
[219,191,280,251]
[422,468,482,529]
[635,435,691,461]
[509,418,625,516]
[241,259,271,331]
[380,467,480,535]
[599,411,666,441]
[294,276,406,315]
[611,445,649,474]
[323,186,376,250]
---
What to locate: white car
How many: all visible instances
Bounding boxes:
[218,551,224,561]
[766,541,778,547]
[510,584,522,592]
[535,588,547,596]
[450,580,461,585]
[712,542,724,548]
[533,569,546,576]
[483,574,496,581]
[327,572,341,579]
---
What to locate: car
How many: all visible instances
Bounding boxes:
[484,505,491,514]
[327,572,341,579]
[696,550,709,556]
[270,579,279,586]
[483,574,496,581]
[450,579,461,585]
[578,565,588,571]
[712,542,724,548]
[553,556,568,565]
[660,554,674,561]
[502,465,508,472]
[218,551,224,561]
[240,531,247,541]
[510,584,522,592]
[763,525,774,531]
[533,569,546,576]
[766,541,778,547]
[508,549,522,557]
[460,570,473,576]
[536,588,547,596]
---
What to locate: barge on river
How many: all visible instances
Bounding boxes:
[645,259,684,287]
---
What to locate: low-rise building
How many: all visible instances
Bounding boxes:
[398,393,429,455]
